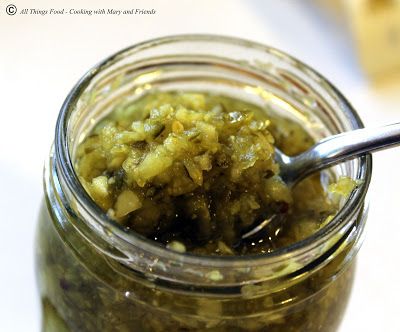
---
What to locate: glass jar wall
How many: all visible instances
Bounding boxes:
[36,35,371,332]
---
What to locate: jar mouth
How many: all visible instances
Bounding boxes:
[55,34,372,269]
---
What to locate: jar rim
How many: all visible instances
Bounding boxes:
[54,34,372,269]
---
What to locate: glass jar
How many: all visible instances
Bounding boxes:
[36,35,372,332]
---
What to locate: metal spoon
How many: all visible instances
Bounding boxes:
[242,122,400,239]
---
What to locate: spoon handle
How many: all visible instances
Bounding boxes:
[283,122,400,185]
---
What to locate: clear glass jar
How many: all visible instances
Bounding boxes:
[36,35,372,332]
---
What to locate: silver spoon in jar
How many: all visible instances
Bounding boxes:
[242,122,400,240]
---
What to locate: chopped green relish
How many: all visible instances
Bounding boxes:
[75,92,349,255]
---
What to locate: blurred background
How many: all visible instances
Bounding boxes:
[1,0,399,331]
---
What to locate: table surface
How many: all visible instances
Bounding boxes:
[1,1,399,331]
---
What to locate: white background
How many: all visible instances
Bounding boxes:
[1,1,399,331]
